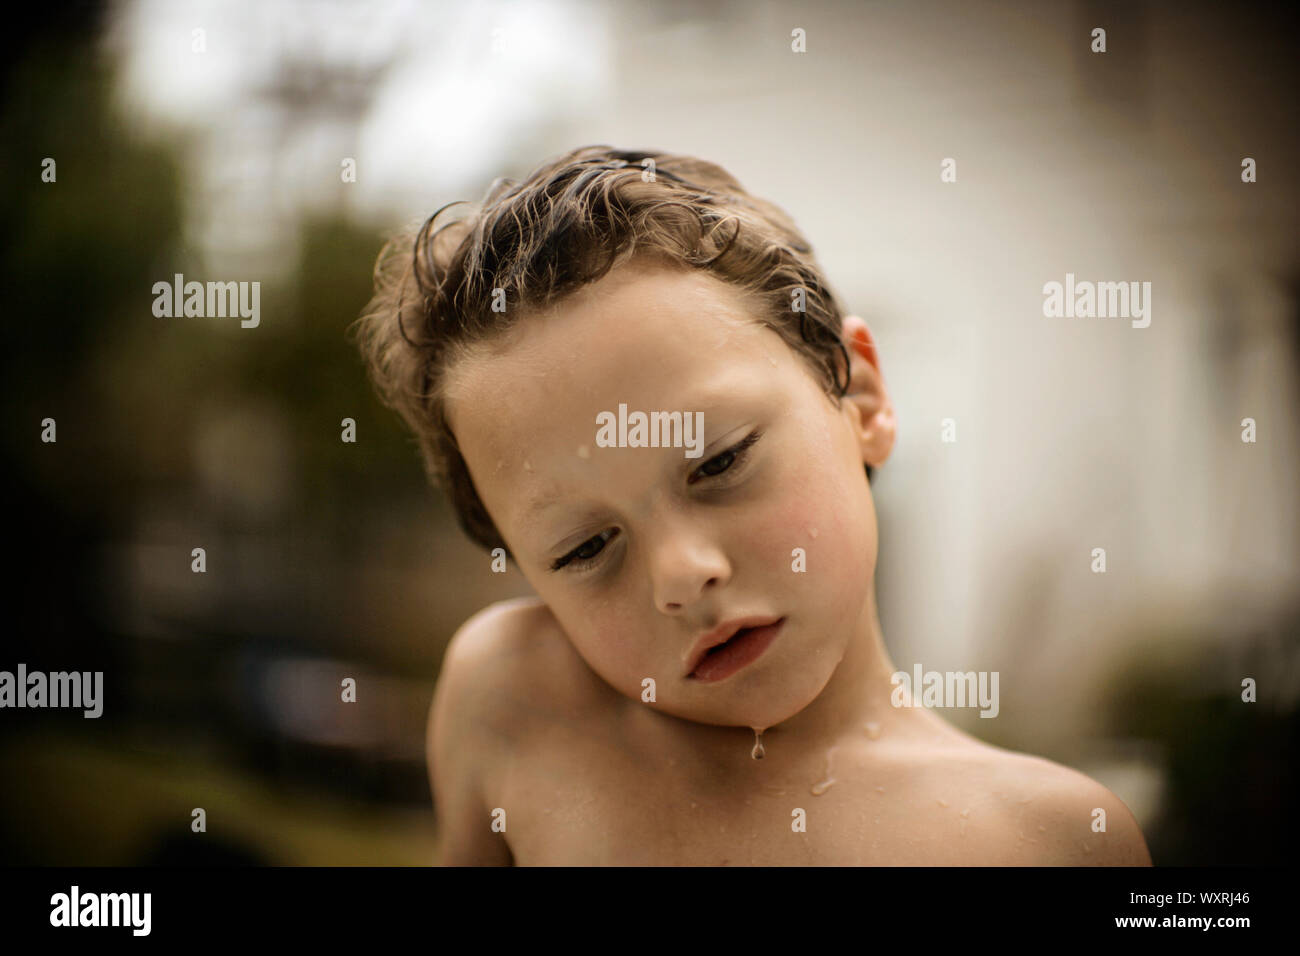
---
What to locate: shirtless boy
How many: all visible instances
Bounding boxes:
[353,146,1152,866]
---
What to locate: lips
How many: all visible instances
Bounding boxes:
[684,616,785,681]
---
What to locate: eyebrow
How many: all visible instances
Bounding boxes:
[520,487,569,527]
[518,443,708,529]
[517,401,743,530]
[515,372,767,535]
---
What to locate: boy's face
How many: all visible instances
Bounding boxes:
[445,258,887,730]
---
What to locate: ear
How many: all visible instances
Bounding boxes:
[840,315,896,467]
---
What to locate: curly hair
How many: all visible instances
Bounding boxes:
[350,145,869,561]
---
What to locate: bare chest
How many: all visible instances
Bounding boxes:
[486,727,1010,865]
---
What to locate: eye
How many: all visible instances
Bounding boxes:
[551,528,619,572]
[688,429,762,484]
[548,429,764,574]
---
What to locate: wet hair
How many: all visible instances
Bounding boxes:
[351,145,871,561]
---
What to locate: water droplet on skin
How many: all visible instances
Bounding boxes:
[523,459,532,471]
[1037,825,1047,832]
[751,727,766,760]
[811,746,838,795]
[576,445,590,458]
[808,526,818,539]
[875,786,885,794]
[690,801,697,809]
[864,721,881,739]
[937,799,949,808]
[959,809,970,818]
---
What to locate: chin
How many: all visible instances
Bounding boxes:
[741,692,818,729]
[699,689,815,730]
[689,660,833,726]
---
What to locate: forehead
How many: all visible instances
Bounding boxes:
[442,261,793,527]
[444,262,781,455]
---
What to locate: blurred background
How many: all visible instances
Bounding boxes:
[1,0,1296,865]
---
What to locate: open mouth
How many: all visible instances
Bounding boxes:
[688,618,785,682]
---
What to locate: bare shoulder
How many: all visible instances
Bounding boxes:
[438,596,609,720]
[1017,752,1151,865]
[877,711,1149,865]
[425,597,561,864]
[429,596,620,864]
[948,740,1153,866]
[434,597,578,737]
[437,597,551,697]
[429,596,612,767]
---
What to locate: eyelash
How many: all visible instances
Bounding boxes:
[548,429,763,573]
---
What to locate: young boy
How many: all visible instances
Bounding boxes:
[353,146,1152,866]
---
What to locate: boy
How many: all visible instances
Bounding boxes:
[353,146,1152,865]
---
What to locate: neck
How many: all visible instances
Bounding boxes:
[758,582,900,748]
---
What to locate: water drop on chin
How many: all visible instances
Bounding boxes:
[750,727,766,760]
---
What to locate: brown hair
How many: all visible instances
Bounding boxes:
[351,145,869,561]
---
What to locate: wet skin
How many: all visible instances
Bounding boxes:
[431,259,1153,865]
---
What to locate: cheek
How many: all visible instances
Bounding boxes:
[738,494,821,564]
[740,447,875,585]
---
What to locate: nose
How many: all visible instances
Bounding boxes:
[651,521,732,614]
